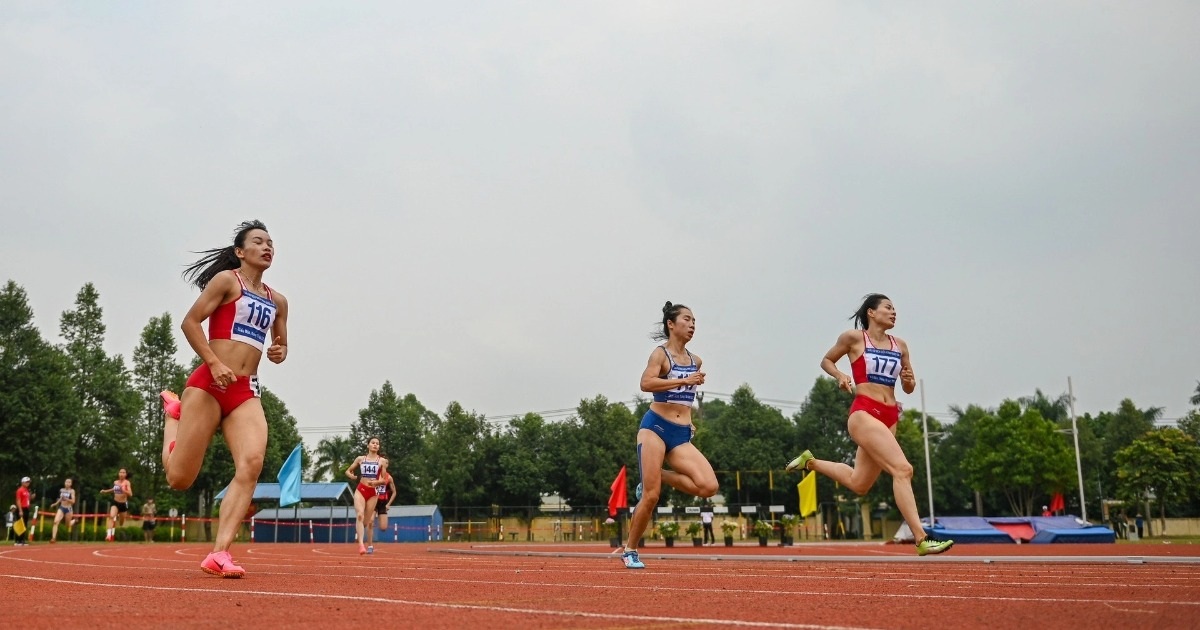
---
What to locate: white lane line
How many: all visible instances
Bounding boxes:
[0,574,876,630]
[3,555,1196,607]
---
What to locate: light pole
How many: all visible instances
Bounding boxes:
[1068,377,1087,522]
[920,380,935,525]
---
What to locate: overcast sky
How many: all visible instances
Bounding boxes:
[3,2,1198,448]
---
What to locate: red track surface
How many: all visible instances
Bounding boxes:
[3,541,1198,629]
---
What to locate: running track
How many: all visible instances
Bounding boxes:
[2,541,1198,629]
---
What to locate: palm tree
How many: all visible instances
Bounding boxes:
[311,435,355,482]
[1191,381,1200,407]
[1018,389,1072,422]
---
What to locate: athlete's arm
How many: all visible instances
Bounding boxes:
[639,350,705,393]
[267,292,289,364]
[897,338,916,395]
[181,271,239,375]
[123,481,133,498]
[345,457,362,482]
[821,330,858,392]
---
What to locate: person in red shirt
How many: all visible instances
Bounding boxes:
[15,477,32,546]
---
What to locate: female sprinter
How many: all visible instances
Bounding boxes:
[785,293,953,556]
[99,469,132,541]
[618,301,718,569]
[345,437,388,555]
[372,468,396,547]
[48,478,75,543]
[159,219,289,577]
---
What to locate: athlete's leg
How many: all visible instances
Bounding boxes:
[377,510,388,533]
[623,429,666,551]
[107,505,118,538]
[353,490,368,550]
[164,388,222,491]
[662,443,719,498]
[363,495,379,548]
[211,400,267,554]
[846,413,926,541]
[804,412,886,495]
[51,511,62,542]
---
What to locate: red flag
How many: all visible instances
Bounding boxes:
[608,466,628,517]
[1049,492,1065,514]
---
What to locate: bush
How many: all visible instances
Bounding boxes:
[685,521,702,538]
[753,519,774,538]
[657,520,680,539]
[721,520,738,536]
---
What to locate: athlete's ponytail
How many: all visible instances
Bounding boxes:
[182,220,269,290]
[652,301,690,341]
[851,293,889,330]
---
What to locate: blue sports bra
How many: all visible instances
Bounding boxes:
[652,346,699,406]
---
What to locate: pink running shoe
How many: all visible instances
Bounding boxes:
[200,550,246,578]
[358,544,367,555]
[161,390,181,420]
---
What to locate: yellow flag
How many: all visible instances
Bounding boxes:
[13,517,26,536]
[797,472,817,517]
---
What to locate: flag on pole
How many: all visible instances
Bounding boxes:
[278,443,303,508]
[1049,492,1065,514]
[797,472,817,517]
[608,466,628,517]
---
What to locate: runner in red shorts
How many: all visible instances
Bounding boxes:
[785,293,952,556]
[345,437,388,555]
[159,220,290,577]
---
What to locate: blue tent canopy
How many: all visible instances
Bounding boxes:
[215,482,351,504]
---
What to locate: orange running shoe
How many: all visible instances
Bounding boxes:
[160,390,181,420]
[200,550,246,578]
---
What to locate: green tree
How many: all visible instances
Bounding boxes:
[58,283,141,489]
[1115,428,1200,530]
[311,435,355,482]
[0,281,80,483]
[937,405,1001,515]
[963,400,1076,516]
[131,313,187,499]
[1179,411,1200,444]
[1190,382,1200,407]
[545,396,638,510]
[1018,389,1072,423]
[349,382,434,503]
[702,385,793,509]
[495,413,552,508]
[421,402,492,517]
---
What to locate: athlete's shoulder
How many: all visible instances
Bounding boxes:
[836,329,861,344]
[268,287,287,306]
[893,336,910,352]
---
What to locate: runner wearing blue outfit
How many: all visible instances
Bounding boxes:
[619,302,719,569]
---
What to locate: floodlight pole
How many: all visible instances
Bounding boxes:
[1068,377,1087,522]
[920,380,935,525]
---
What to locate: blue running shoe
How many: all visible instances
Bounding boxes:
[621,549,645,569]
[635,483,642,502]
[367,545,374,555]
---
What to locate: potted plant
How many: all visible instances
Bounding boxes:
[780,514,799,546]
[753,519,773,547]
[603,518,620,548]
[721,520,738,547]
[686,521,703,546]
[657,520,680,547]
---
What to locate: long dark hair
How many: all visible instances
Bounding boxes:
[182,220,269,290]
[851,293,890,330]
[651,301,690,341]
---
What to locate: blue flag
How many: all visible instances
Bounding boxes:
[278,443,303,507]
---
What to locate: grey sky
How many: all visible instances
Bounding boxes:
[3,2,1198,447]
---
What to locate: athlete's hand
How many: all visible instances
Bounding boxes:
[209,361,237,388]
[685,371,706,386]
[900,366,916,386]
[836,373,854,393]
[267,336,287,364]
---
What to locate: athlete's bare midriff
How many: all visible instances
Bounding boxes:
[209,339,263,375]
[649,401,693,424]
